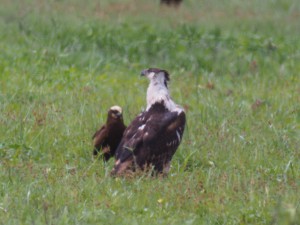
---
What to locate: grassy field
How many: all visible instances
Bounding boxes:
[0,0,299,224]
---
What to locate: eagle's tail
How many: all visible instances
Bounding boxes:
[110,156,134,176]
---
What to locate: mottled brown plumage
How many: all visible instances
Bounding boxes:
[92,106,126,161]
[111,69,186,176]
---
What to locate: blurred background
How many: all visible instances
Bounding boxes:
[0,1,299,224]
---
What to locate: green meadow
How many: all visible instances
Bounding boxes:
[0,0,299,224]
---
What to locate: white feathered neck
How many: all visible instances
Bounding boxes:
[146,79,183,113]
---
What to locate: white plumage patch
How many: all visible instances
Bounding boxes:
[138,124,145,130]
[176,130,181,142]
[110,105,122,113]
[145,72,184,114]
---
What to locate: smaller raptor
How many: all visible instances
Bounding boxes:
[92,106,126,161]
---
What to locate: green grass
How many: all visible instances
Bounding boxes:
[0,0,299,224]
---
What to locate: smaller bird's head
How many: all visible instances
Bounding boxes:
[108,105,123,120]
[141,68,170,88]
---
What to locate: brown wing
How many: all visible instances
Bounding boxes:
[112,111,184,175]
[121,111,179,152]
[92,125,108,155]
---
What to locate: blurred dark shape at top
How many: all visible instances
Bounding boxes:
[161,0,183,7]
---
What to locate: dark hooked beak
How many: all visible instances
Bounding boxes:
[116,112,122,117]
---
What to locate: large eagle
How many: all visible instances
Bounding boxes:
[111,68,186,176]
[92,106,126,161]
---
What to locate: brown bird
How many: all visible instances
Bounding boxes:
[92,106,126,161]
[111,68,186,176]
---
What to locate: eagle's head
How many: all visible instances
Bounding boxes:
[141,68,170,88]
[108,105,123,121]
[141,68,177,110]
